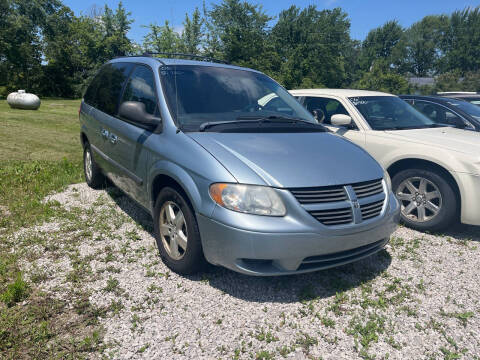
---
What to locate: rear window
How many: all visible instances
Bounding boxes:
[84,62,133,115]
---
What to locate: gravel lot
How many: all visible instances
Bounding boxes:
[12,183,480,359]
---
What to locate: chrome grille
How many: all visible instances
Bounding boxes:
[360,200,384,220]
[289,186,347,204]
[289,178,385,227]
[309,207,353,226]
[352,179,383,198]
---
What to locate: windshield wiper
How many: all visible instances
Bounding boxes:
[235,115,314,124]
[199,115,321,132]
[199,119,265,132]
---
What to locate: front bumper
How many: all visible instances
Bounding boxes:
[455,172,480,226]
[197,193,400,276]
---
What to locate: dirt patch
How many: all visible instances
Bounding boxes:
[0,205,10,217]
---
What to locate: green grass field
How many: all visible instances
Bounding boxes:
[0,99,103,359]
[0,99,84,229]
[0,99,82,161]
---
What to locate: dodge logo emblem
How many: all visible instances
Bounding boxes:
[352,200,360,209]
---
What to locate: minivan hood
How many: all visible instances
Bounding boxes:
[187,132,384,188]
[384,127,479,154]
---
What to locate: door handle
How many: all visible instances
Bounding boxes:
[109,133,118,144]
[101,128,109,139]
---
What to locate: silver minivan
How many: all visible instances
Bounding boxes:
[80,55,400,276]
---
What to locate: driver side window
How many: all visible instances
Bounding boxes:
[121,65,158,116]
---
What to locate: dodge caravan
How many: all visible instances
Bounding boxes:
[80,56,400,275]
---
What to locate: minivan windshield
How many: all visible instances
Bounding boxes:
[160,65,316,131]
[349,96,439,130]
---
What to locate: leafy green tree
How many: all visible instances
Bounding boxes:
[0,0,57,92]
[434,71,480,92]
[270,6,352,89]
[143,21,182,53]
[360,20,406,72]
[354,63,409,94]
[403,15,448,76]
[98,2,134,61]
[40,2,133,97]
[461,72,480,92]
[3,0,480,98]
[205,0,271,66]
[434,71,463,92]
[0,0,12,89]
[441,7,480,73]
[181,8,203,54]
[343,39,362,85]
[41,5,78,97]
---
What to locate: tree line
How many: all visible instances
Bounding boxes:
[1,0,479,99]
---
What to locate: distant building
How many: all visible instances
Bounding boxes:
[407,77,436,86]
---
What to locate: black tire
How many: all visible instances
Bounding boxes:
[153,187,206,275]
[392,167,457,232]
[83,143,106,189]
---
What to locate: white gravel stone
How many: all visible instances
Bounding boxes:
[12,183,480,359]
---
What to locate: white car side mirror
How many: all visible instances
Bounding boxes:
[331,114,352,127]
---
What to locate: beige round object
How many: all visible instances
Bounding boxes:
[7,90,41,110]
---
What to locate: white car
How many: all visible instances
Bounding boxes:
[289,89,480,231]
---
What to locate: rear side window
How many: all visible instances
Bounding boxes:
[121,65,157,115]
[84,62,133,115]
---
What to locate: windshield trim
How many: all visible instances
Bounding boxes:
[158,64,181,129]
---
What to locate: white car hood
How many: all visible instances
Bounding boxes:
[383,127,480,155]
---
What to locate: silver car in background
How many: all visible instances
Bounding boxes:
[80,56,400,276]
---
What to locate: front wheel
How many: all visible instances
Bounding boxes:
[153,187,206,275]
[392,168,457,232]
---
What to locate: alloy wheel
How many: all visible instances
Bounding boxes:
[159,201,188,260]
[395,176,442,223]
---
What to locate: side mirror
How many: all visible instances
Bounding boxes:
[331,114,352,127]
[118,101,161,128]
[312,108,325,123]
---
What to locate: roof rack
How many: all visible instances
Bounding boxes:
[143,52,229,65]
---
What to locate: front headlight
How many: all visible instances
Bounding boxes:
[383,171,392,192]
[209,183,286,216]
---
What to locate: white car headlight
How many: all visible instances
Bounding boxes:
[209,183,286,216]
[383,171,392,192]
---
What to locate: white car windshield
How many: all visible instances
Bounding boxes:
[160,65,316,131]
[349,96,440,130]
